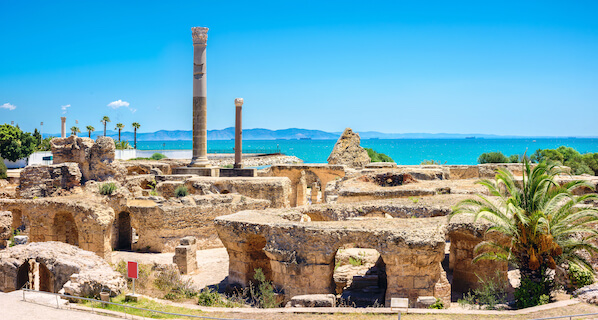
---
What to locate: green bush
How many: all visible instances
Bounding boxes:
[250,268,278,308]
[365,148,394,163]
[478,152,509,164]
[569,263,594,289]
[0,124,37,162]
[154,265,196,300]
[0,158,6,179]
[458,273,509,310]
[531,146,598,175]
[174,185,188,198]
[429,298,444,309]
[150,153,166,160]
[515,275,553,309]
[99,182,117,195]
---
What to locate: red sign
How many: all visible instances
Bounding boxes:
[127,261,138,279]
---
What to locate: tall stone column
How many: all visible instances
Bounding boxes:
[189,27,210,167]
[234,98,244,168]
[60,117,66,138]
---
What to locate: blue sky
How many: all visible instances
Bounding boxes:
[1,0,597,136]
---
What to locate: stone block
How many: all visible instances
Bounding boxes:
[416,296,437,308]
[13,235,28,245]
[288,294,336,307]
[219,168,257,177]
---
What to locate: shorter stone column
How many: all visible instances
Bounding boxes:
[234,98,244,168]
[173,236,198,274]
[60,117,66,138]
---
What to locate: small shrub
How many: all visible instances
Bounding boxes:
[150,153,166,160]
[0,158,7,179]
[114,140,131,150]
[538,294,550,305]
[154,265,196,300]
[99,182,117,195]
[149,190,159,196]
[197,287,222,306]
[478,152,509,164]
[569,263,594,289]
[348,256,363,266]
[221,164,233,168]
[174,185,188,198]
[421,160,445,165]
[429,298,444,309]
[515,276,553,309]
[458,272,509,310]
[408,196,419,204]
[250,268,278,308]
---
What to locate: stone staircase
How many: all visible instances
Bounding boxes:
[339,266,386,307]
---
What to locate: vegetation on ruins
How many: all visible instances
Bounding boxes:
[569,262,594,289]
[531,146,598,176]
[365,148,394,163]
[129,153,167,161]
[0,124,37,162]
[132,122,140,149]
[70,126,80,136]
[86,125,95,138]
[429,298,445,309]
[458,272,509,310]
[99,182,117,195]
[452,159,598,308]
[421,159,446,165]
[154,265,196,300]
[101,116,111,136]
[250,268,278,308]
[174,185,189,198]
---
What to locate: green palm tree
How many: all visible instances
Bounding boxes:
[70,126,81,136]
[115,123,124,142]
[452,160,598,306]
[101,116,111,137]
[131,122,140,149]
[86,125,95,138]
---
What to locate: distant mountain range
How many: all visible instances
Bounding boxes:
[42,127,596,141]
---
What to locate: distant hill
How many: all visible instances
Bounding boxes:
[42,128,596,141]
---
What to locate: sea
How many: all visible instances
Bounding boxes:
[136,138,598,165]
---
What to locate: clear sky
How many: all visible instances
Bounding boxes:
[1,0,597,137]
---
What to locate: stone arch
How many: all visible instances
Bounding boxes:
[52,212,79,246]
[245,234,272,283]
[16,260,31,290]
[304,170,323,205]
[116,212,132,250]
[332,244,387,307]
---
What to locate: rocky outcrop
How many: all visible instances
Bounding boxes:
[0,211,11,248]
[0,242,125,296]
[17,163,82,199]
[51,136,126,182]
[327,128,370,168]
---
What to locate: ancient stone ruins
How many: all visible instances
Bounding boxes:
[1,25,597,310]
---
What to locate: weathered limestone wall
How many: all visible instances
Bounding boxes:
[215,209,450,307]
[0,242,125,296]
[0,199,114,261]
[155,177,292,208]
[51,136,126,182]
[18,163,82,199]
[0,211,11,248]
[447,214,509,293]
[116,194,271,252]
[269,164,345,207]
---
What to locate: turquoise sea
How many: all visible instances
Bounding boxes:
[136,138,598,165]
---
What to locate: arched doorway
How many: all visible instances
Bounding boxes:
[38,263,54,293]
[333,246,387,307]
[116,212,132,250]
[16,261,31,290]
[52,212,79,246]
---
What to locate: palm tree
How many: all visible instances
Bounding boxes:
[452,160,598,305]
[101,116,111,137]
[131,122,140,149]
[115,123,124,142]
[70,126,81,136]
[86,125,95,138]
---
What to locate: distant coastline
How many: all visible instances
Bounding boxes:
[41,127,598,141]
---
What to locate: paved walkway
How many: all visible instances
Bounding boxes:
[0,290,116,320]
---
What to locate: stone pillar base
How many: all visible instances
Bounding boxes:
[172,167,219,177]
[219,168,257,177]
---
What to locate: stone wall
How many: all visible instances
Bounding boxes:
[51,136,126,182]
[215,208,451,307]
[0,198,114,261]
[447,214,509,294]
[0,211,11,248]
[0,242,125,296]
[18,163,82,199]
[268,164,345,207]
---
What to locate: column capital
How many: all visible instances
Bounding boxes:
[191,27,209,45]
[234,98,244,107]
